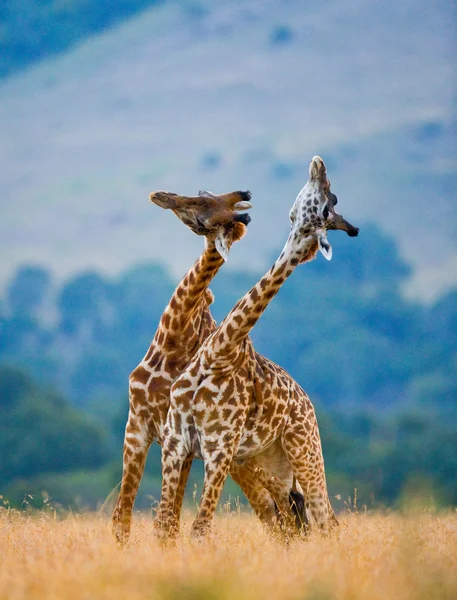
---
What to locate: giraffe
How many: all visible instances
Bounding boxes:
[111,189,299,545]
[155,156,359,539]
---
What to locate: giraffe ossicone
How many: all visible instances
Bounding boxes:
[155,156,359,540]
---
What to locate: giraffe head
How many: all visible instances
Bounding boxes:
[288,156,359,262]
[149,190,253,260]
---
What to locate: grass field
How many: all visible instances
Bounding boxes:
[1,505,457,600]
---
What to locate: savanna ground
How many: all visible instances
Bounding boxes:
[1,501,457,600]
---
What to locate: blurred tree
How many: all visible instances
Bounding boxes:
[0,366,109,483]
[6,265,51,316]
[58,271,112,337]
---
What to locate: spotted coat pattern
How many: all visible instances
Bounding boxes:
[111,223,295,545]
[156,157,358,539]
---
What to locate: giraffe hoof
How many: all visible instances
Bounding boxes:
[190,521,212,540]
[112,523,130,546]
[111,509,132,546]
[152,515,179,543]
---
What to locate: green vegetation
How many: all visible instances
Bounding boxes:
[0,226,456,509]
[0,0,163,78]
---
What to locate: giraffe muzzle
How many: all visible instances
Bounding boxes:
[328,212,359,237]
[233,213,252,226]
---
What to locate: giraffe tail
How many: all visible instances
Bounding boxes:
[274,489,309,534]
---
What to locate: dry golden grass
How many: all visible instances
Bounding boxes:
[1,506,457,600]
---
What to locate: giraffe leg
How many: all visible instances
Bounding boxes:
[172,453,193,526]
[154,430,189,540]
[234,458,306,536]
[112,408,152,545]
[229,460,277,525]
[281,416,338,535]
[252,463,306,535]
[190,451,235,539]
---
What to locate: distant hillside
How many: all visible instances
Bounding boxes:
[1,0,455,300]
[0,0,162,78]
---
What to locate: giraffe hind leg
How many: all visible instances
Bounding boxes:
[230,459,277,526]
[281,420,337,535]
[112,406,152,545]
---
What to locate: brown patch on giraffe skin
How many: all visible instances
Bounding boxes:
[214,451,225,465]
[275,261,288,276]
[176,395,191,412]
[130,388,147,410]
[126,436,142,448]
[173,412,182,431]
[250,288,260,303]
[271,416,282,429]
[225,322,235,339]
[205,421,223,435]
[125,474,135,486]
[193,409,205,424]
[253,304,264,316]
[237,299,248,311]
[162,312,171,329]
[183,297,195,311]
[265,289,276,300]
[207,408,219,421]
[145,351,163,369]
[166,436,180,453]
[138,408,151,420]
[222,432,234,444]
[130,366,151,386]
[148,376,170,395]
[222,408,233,420]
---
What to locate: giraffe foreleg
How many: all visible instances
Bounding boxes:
[154,429,189,541]
[112,410,152,545]
[190,447,237,539]
[172,453,193,526]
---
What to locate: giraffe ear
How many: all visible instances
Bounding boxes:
[318,234,332,261]
[215,231,229,261]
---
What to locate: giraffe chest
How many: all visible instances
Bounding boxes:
[189,365,291,460]
[235,379,291,459]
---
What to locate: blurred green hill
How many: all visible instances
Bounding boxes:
[1,0,455,301]
[1,228,456,509]
[0,0,163,78]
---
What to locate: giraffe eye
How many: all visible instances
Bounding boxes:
[322,205,329,220]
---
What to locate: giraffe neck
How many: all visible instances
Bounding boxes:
[148,240,224,363]
[206,234,318,364]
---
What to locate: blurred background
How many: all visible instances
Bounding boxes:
[0,0,456,513]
